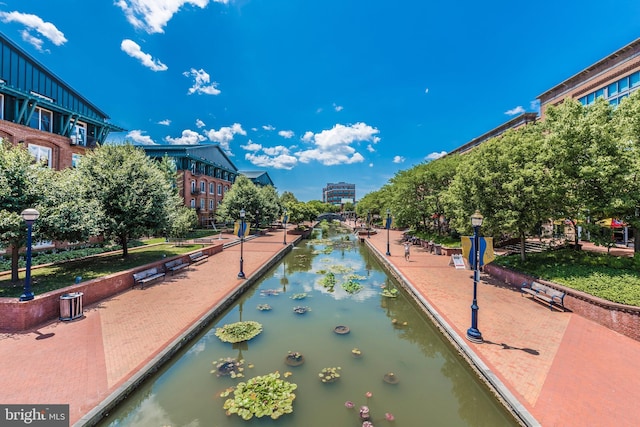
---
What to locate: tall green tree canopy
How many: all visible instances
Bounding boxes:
[78,144,175,257]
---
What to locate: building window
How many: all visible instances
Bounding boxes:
[71,153,82,168]
[0,94,4,120]
[209,182,214,194]
[27,144,52,167]
[200,181,205,192]
[217,184,222,195]
[224,185,229,193]
[200,198,205,210]
[190,198,196,208]
[71,122,87,146]
[209,199,214,210]
[29,107,52,132]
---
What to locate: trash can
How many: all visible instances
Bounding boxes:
[60,292,84,321]
[434,244,442,255]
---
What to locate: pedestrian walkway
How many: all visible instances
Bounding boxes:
[0,228,638,426]
[366,229,640,427]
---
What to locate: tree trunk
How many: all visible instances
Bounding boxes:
[10,245,20,283]
[121,234,129,257]
[519,232,527,261]
[634,227,640,253]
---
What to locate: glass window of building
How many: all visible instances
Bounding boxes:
[631,72,640,88]
[28,144,52,167]
[209,183,214,194]
[71,122,87,146]
[200,181,205,192]
[0,94,4,120]
[29,107,52,132]
[200,198,205,209]
[71,153,82,168]
[190,198,196,208]
[191,180,196,193]
[217,184,222,195]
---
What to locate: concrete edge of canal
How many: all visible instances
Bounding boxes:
[364,239,541,427]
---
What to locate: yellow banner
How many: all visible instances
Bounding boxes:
[234,221,250,238]
[461,236,494,267]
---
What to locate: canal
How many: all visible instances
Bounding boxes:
[99,222,519,426]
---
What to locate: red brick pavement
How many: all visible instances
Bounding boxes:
[1,228,639,426]
[366,229,640,427]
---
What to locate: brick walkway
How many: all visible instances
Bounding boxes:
[0,228,638,426]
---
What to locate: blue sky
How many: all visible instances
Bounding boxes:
[1,1,639,201]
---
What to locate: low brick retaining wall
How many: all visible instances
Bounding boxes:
[0,244,223,332]
[484,263,640,342]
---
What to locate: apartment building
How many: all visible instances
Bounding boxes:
[141,144,239,227]
[323,182,356,205]
[0,32,124,169]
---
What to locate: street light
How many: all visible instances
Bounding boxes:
[385,209,391,256]
[466,210,484,343]
[283,209,288,245]
[238,209,246,279]
[20,208,40,302]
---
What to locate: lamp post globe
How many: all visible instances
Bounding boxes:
[238,209,246,279]
[466,210,484,343]
[19,208,40,302]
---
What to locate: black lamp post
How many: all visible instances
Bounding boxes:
[238,209,246,279]
[385,208,391,256]
[20,208,40,302]
[283,209,288,245]
[466,210,484,343]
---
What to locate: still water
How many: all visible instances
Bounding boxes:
[100,225,518,427]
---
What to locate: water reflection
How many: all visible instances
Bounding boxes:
[99,223,518,427]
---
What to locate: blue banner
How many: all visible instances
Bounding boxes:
[385,216,392,229]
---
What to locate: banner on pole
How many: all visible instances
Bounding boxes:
[461,236,494,268]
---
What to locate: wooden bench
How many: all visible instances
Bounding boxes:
[164,258,189,275]
[521,281,566,311]
[133,267,166,289]
[189,251,209,265]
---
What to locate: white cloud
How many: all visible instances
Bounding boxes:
[530,100,541,113]
[333,103,343,112]
[505,105,525,116]
[367,144,375,153]
[121,39,168,71]
[296,122,379,166]
[158,119,171,126]
[262,125,275,131]
[115,0,226,34]
[205,123,246,153]
[369,163,374,167]
[393,155,405,163]
[165,129,206,145]
[0,11,67,46]
[183,68,221,95]
[195,119,206,128]
[20,30,44,52]
[278,130,294,139]
[241,141,262,151]
[425,151,447,161]
[127,130,156,145]
[425,88,429,94]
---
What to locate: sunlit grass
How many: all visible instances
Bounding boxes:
[0,243,203,298]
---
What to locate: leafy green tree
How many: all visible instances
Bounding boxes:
[258,185,282,227]
[168,206,198,240]
[612,91,640,252]
[77,144,175,257]
[541,98,624,248]
[0,141,44,282]
[280,191,298,205]
[216,175,262,226]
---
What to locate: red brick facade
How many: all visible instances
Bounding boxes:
[0,120,90,170]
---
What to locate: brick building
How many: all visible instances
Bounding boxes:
[140,144,239,227]
[323,182,356,205]
[0,32,124,169]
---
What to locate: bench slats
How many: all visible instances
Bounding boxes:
[133,267,165,289]
[520,281,566,311]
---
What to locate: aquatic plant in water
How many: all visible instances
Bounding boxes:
[321,272,336,291]
[215,321,263,343]
[381,288,399,298]
[342,279,364,294]
[221,371,297,420]
[319,366,341,383]
[290,293,308,300]
[211,357,245,378]
[293,306,311,314]
[256,304,272,311]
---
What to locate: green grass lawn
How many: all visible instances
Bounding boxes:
[493,249,640,306]
[0,243,204,298]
